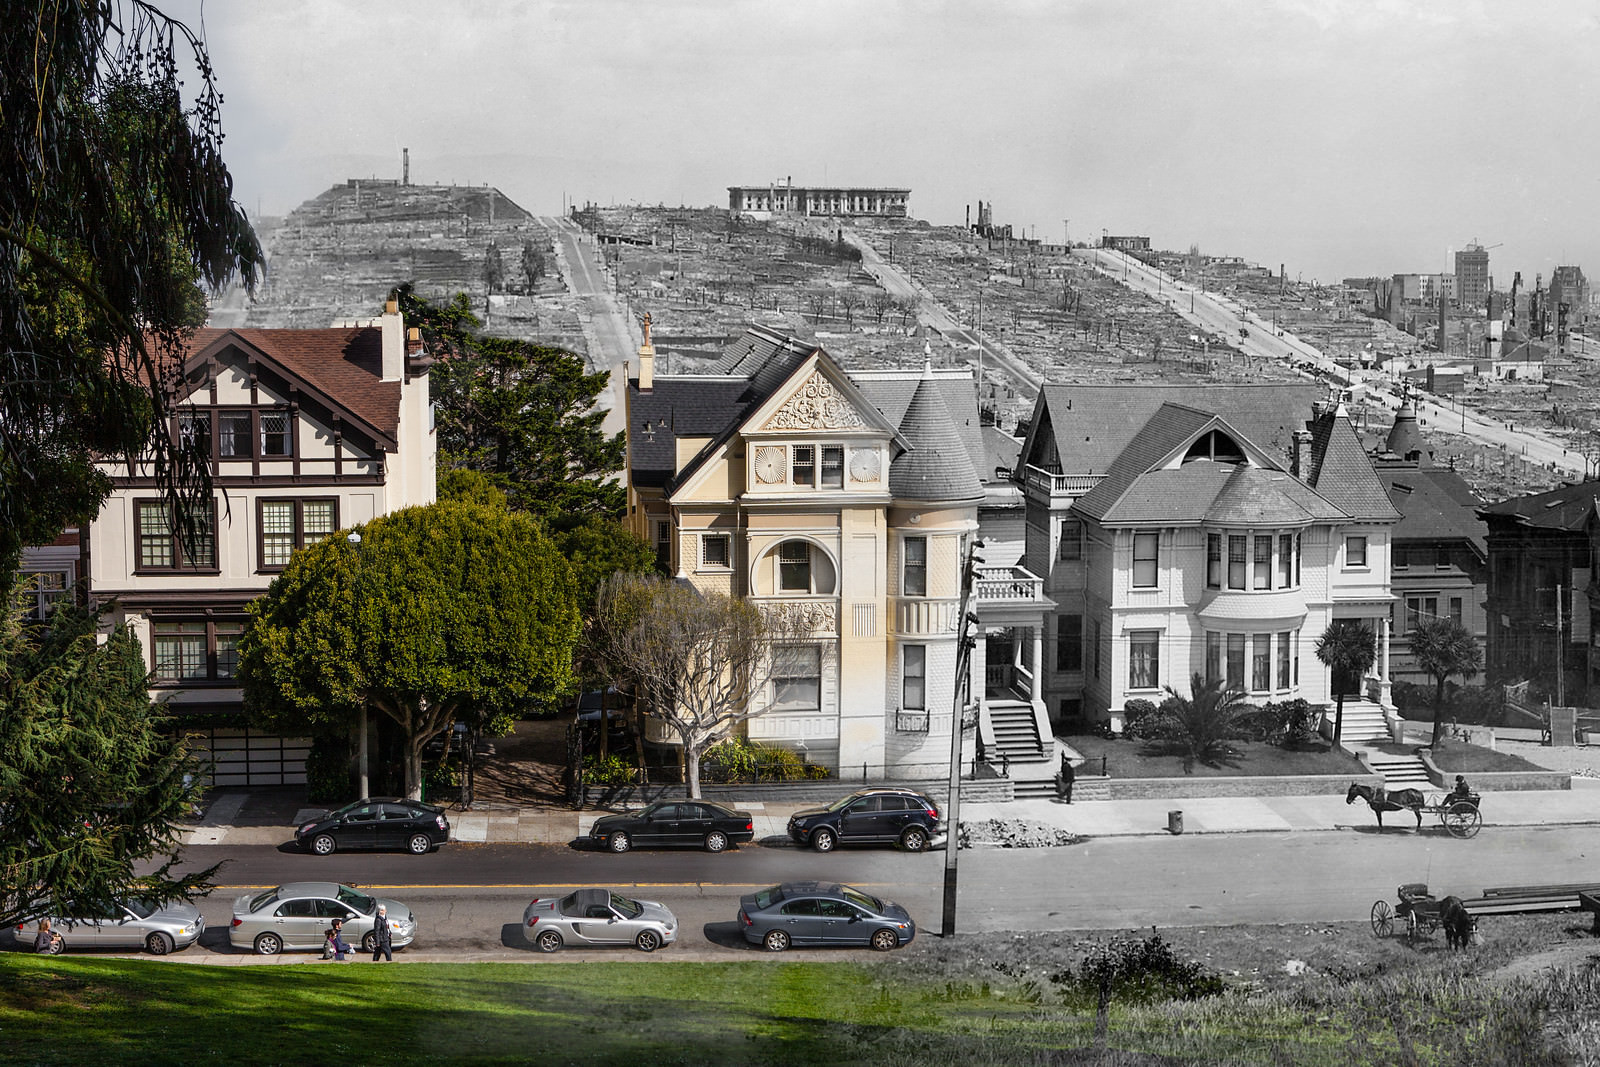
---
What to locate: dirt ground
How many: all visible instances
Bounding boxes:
[469,718,569,805]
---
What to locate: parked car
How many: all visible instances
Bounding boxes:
[786,788,944,853]
[229,882,416,956]
[521,888,677,953]
[737,882,915,952]
[589,800,754,853]
[295,798,450,856]
[13,898,204,955]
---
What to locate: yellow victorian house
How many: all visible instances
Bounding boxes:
[625,326,1055,789]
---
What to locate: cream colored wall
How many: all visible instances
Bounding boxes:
[835,506,889,775]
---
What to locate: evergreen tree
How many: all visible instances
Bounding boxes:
[0,591,210,928]
[1410,618,1482,747]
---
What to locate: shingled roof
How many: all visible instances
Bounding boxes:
[182,327,403,443]
[889,373,985,503]
[1379,465,1487,553]
[1479,480,1600,532]
[854,373,988,485]
[1306,407,1401,522]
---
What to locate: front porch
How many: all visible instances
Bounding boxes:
[970,564,1058,796]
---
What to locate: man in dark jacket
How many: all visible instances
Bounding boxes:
[1055,754,1075,803]
[371,905,393,962]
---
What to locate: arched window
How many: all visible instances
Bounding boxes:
[1183,430,1245,465]
[770,540,837,595]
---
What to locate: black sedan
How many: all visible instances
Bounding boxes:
[589,800,754,853]
[737,881,916,952]
[295,798,450,856]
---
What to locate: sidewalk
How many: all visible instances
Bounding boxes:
[180,779,1600,849]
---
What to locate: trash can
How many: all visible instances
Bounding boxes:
[1167,810,1183,835]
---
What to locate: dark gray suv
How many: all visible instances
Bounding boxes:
[787,789,945,853]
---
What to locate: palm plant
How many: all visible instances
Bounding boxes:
[1315,621,1376,745]
[1160,673,1253,768]
[1409,619,1482,747]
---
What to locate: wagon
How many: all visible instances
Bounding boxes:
[1370,883,1445,943]
[1424,791,1482,839]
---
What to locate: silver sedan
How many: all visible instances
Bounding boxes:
[228,882,416,956]
[521,888,677,953]
[15,899,204,955]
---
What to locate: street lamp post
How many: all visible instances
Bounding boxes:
[347,531,369,799]
[941,538,985,937]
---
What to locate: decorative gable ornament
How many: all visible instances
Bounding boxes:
[765,372,865,431]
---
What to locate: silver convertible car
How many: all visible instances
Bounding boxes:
[522,888,678,953]
[14,899,204,955]
[229,882,416,956]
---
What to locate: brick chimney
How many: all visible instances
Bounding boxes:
[1291,430,1312,479]
[381,297,403,382]
[637,312,655,391]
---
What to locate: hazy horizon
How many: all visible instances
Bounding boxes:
[168,0,1599,287]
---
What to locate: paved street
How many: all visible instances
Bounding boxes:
[548,216,636,437]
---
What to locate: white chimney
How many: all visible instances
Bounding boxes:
[381,298,403,382]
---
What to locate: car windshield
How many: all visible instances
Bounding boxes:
[124,899,159,920]
[337,886,377,914]
[610,894,642,919]
[825,794,867,813]
[752,885,785,910]
[250,890,280,913]
[840,886,881,913]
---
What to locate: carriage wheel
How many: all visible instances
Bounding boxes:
[1405,910,1423,945]
[1370,900,1394,937]
[1444,802,1482,839]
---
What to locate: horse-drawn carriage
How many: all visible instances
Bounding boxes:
[1370,883,1478,947]
[1346,782,1483,838]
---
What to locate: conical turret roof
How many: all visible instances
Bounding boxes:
[1385,401,1428,464]
[889,372,985,503]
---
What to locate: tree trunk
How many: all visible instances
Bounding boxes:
[1429,676,1448,749]
[404,732,425,801]
[685,737,702,800]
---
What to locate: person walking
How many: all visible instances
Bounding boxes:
[1055,753,1075,804]
[370,905,393,962]
[33,918,60,954]
[325,918,351,962]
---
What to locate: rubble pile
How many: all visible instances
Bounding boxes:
[959,818,1081,848]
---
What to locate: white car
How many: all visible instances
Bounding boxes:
[229,882,415,956]
[16,899,204,955]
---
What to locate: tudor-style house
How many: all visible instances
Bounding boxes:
[625,325,1055,788]
[28,301,437,783]
[1016,385,1400,742]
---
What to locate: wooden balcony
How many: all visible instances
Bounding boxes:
[974,565,1046,604]
[1022,464,1102,499]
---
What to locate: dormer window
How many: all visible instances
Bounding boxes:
[1183,430,1245,464]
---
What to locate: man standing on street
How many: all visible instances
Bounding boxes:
[1056,753,1075,804]
[371,905,393,962]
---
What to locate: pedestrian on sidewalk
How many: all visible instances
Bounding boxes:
[33,919,60,954]
[370,905,393,962]
[324,918,351,961]
[1055,754,1075,804]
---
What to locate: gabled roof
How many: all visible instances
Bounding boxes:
[179,327,403,445]
[1479,480,1600,532]
[1072,404,1222,520]
[854,373,988,485]
[1022,383,1323,476]
[888,373,984,503]
[1377,464,1487,553]
[1306,408,1401,522]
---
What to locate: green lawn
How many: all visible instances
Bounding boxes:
[0,951,1572,1066]
[1367,738,1551,774]
[1067,735,1366,778]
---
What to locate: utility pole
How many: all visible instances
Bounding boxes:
[1063,219,1070,250]
[942,538,985,937]
[1556,585,1566,709]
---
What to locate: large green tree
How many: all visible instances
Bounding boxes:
[401,286,625,528]
[237,502,582,799]
[0,590,209,928]
[1315,621,1376,745]
[1410,618,1482,748]
[0,1,262,574]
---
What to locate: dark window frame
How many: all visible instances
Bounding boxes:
[903,535,927,597]
[133,498,218,574]
[151,616,246,685]
[257,497,339,573]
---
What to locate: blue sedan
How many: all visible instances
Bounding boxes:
[737,881,915,952]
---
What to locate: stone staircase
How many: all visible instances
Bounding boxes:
[1360,749,1432,788]
[983,701,1055,797]
[1329,699,1392,744]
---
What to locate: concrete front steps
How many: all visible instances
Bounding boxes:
[1359,749,1432,788]
[1327,699,1392,744]
[987,702,1048,763]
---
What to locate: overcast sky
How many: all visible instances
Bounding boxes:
[169,0,1598,285]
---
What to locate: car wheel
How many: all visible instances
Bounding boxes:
[810,827,836,853]
[362,931,378,954]
[704,830,728,853]
[407,833,432,855]
[635,930,661,953]
[870,928,899,951]
[609,832,631,854]
[145,932,173,955]
[254,932,282,956]
[536,929,563,953]
[310,833,336,856]
[901,827,930,853]
[763,929,790,952]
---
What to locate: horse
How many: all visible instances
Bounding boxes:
[1440,895,1478,949]
[1345,782,1426,830]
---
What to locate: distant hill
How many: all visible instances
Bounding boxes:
[230,180,585,356]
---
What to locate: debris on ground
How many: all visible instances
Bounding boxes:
[959,818,1082,848]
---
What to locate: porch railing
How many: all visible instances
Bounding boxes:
[1022,464,1102,498]
[974,565,1044,603]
